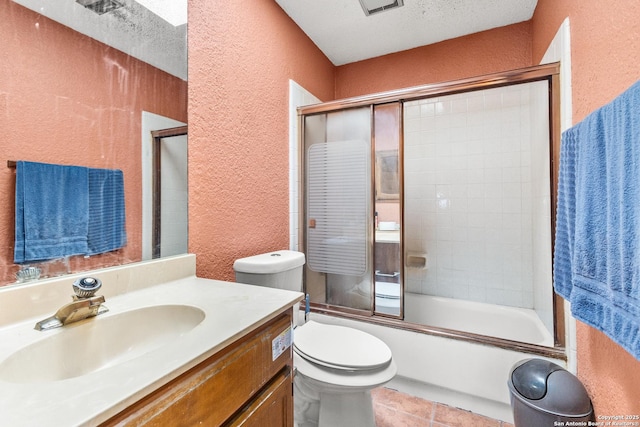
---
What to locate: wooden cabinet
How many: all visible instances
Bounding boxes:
[375,241,400,283]
[102,310,294,427]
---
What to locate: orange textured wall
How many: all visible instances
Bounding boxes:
[0,0,187,285]
[187,0,335,281]
[187,0,640,412]
[533,0,640,122]
[335,22,533,99]
[533,0,640,415]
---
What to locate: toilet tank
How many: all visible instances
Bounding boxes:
[233,250,305,292]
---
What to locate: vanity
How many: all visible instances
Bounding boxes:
[374,230,401,282]
[0,254,303,426]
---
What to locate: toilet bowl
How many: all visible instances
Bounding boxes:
[293,320,397,427]
[233,250,397,427]
[374,281,401,315]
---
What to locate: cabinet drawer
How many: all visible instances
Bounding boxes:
[103,311,293,426]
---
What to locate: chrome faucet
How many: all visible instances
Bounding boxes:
[34,277,108,331]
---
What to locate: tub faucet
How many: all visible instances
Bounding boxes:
[34,277,108,331]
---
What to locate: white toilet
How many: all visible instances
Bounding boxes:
[373,281,401,315]
[234,250,397,427]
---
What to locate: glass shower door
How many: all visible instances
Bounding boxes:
[402,81,555,341]
[302,104,405,318]
[303,107,374,313]
[299,63,562,352]
[373,103,402,317]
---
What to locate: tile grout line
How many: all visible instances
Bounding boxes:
[373,386,512,427]
[374,401,434,425]
[430,401,437,426]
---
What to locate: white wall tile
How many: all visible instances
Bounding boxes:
[404,81,552,310]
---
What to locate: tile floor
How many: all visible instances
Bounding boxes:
[372,387,515,427]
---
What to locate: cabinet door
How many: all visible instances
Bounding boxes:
[102,312,293,426]
[224,368,293,427]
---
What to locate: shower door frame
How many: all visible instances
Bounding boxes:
[299,62,564,359]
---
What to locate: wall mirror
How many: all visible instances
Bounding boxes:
[0,0,188,287]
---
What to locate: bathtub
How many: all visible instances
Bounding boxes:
[310,292,564,423]
[404,292,554,346]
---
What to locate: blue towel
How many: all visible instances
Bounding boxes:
[14,161,89,263]
[554,80,640,360]
[86,168,127,255]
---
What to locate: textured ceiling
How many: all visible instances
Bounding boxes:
[275,0,538,65]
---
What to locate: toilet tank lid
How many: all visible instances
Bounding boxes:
[233,250,306,274]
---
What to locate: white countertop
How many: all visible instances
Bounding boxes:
[376,230,400,243]
[0,255,303,426]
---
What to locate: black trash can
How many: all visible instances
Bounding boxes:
[507,358,594,427]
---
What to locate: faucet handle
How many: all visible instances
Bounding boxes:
[72,277,103,299]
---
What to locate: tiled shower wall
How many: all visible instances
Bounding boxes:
[403,82,552,311]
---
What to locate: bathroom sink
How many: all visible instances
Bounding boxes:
[0,304,205,383]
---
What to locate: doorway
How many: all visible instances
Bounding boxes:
[141,111,187,260]
[152,126,188,258]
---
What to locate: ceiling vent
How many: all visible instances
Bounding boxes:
[76,0,124,15]
[358,0,404,16]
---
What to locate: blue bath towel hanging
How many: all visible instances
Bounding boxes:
[86,167,127,255]
[554,80,640,360]
[14,161,90,263]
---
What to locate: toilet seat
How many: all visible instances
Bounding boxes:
[292,321,397,421]
[375,282,400,300]
[294,321,392,371]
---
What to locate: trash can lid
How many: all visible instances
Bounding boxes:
[509,359,593,417]
[512,359,563,400]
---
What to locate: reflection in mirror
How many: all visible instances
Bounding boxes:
[152,126,188,259]
[373,103,402,317]
[375,150,399,201]
[0,0,188,286]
